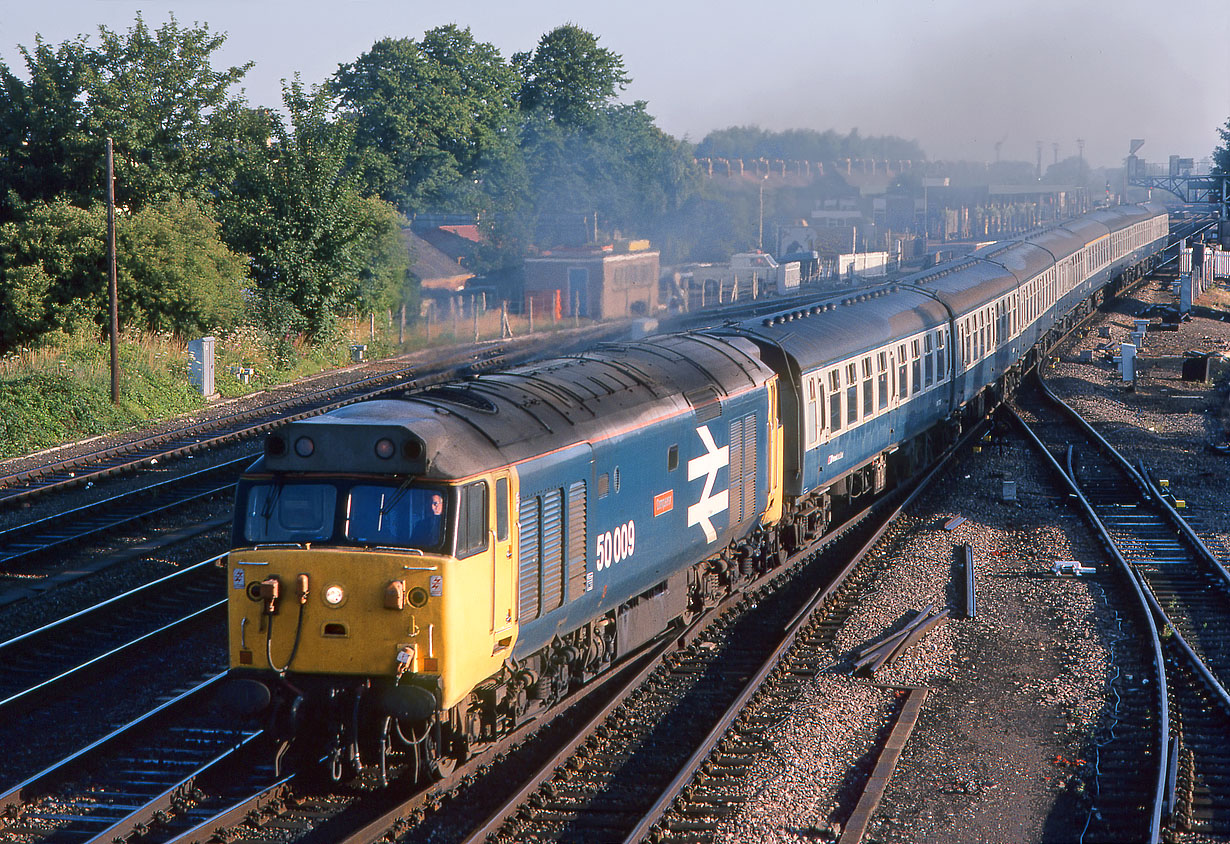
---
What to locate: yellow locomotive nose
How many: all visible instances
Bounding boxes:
[229,548,441,678]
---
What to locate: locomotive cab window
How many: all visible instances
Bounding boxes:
[457,481,489,558]
[496,477,509,542]
[243,483,336,544]
[345,484,450,551]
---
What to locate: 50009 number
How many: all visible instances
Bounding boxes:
[595,520,636,571]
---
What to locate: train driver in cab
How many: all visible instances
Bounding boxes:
[410,491,446,549]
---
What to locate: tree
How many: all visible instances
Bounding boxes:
[333,26,522,214]
[0,197,247,351]
[694,126,925,163]
[0,15,251,218]
[514,25,628,128]
[1214,117,1230,175]
[0,36,95,223]
[0,200,101,348]
[217,79,403,340]
[85,14,253,210]
[118,198,248,335]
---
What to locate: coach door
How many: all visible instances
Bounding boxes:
[492,471,515,637]
[886,347,901,412]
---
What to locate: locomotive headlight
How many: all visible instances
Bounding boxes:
[294,436,315,457]
[323,583,346,607]
[374,437,396,459]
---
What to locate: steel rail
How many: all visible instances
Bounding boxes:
[0,602,223,712]
[1035,373,1230,587]
[329,498,874,844]
[0,674,226,812]
[0,555,226,712]
[620,420,984,844]
[81,730,266,844]
[0,458,249,568]
[1006,403,1167,844]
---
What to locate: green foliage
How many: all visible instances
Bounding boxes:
[0,37,96,222]
[0,200,105,349]
[353,196,412,317]
[217,79,404,341]
[514,25,628,127]
[0,15,251,220]
[87,14,254,210]
[0,335,204,458]
[0,197,247,351]
[118,198,249,335]
[333,27,522,214]
[1214,117,1230,175]
[516,99,697,249]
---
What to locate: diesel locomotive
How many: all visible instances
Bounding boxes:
[223,202,1169,778]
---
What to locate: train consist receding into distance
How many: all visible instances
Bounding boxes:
[223,202,1170,778]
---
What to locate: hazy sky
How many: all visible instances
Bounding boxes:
[3,0,1228,169]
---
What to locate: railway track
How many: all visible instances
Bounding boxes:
[0,676,276,844]
[0,329,616,509]
[123,463,937,844]
[0,556,227,718]
[390,428,979,844]
[0,457,248,572]
[0,359,417,507]
[1013,372,1230,840]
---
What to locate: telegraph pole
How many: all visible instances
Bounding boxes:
[106,137,120,404]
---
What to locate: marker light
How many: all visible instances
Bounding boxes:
[294,436,315,457]
[375,438,396,459]
[323,584,346,606]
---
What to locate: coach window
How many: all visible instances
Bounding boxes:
[861,357,874,416]
[911,340,921,394]
[897,344,909,399]
[457,481,488,558]
[936,331,947,380]
[877,352,889,409]
[846,363,859,425]
[923,335,934,388]
[828,370,842,433]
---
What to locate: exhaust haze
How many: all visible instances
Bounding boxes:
[3,0,1226,167]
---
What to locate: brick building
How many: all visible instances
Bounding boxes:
[524,241,659,320]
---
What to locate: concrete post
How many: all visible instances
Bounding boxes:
[1120,342,1136,381]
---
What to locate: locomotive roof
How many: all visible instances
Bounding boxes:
[259,332,776,480]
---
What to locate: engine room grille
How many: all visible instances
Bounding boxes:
[567,481,588,600]
[728,414,757,527]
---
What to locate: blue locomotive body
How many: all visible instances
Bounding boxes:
[224,202,1169,777]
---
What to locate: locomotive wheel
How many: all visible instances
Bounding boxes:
[430,754,457,779]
